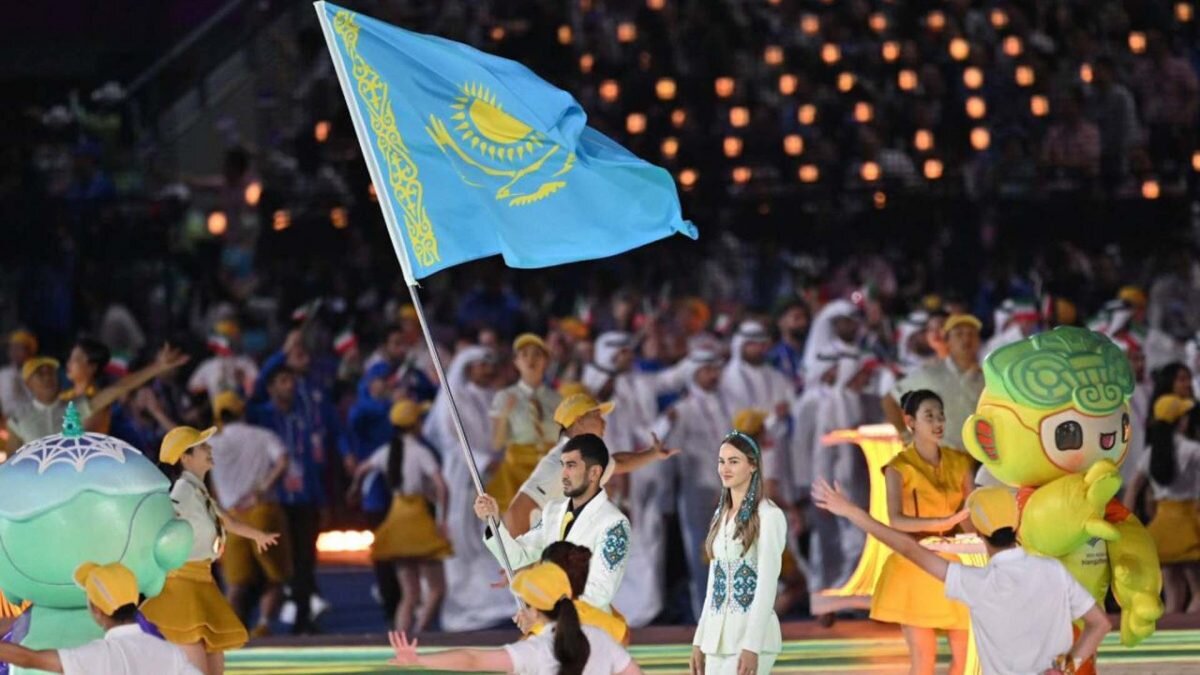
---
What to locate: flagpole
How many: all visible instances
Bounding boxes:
[405,283,522,611]
[314,1,520,611]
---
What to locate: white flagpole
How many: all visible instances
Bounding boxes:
[314,1,521,611]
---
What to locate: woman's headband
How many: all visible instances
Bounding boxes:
[722,430,762,460]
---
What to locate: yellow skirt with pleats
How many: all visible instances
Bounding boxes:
[141,561,248,652]
[371,494,453,562]
[1148,500,1200,564]
[486,442,553,511]
[870,551,970,630]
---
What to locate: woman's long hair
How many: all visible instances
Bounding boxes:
[545,596,590,675]
[1148,363,1191,427]
[1148,403,1200,486]
[385,425,415,492]
[704,432,764,558]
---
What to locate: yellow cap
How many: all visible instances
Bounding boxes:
[74,562,139,615]
[212,391,245,418]
[557,381,588,398]
[557,318,589,340]
[21,356,59,382]
[512,562,573,611]
[398,304,418,321]
[942,313,982,335]
[9,330,37,353]
[513,333,548,354]
[966,486,1019,536]
[1118,286,1147,308]
[731,408,767,437]
[1154,394,1195,424]
[160,426,216,465]
[390,399,431,428]
[554,393,615,428]
[213,320,240,339]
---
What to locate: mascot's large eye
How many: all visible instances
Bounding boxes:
[1055,421,1083,450]
[1121,413,1131,443]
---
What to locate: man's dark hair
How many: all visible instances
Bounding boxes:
[109,604,139,624]
[265,366,295,388]
[983,527,1017,548]
[562,433,609,473]
[75,336,111,370]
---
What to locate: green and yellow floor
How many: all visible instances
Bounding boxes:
[228,629,1200,673]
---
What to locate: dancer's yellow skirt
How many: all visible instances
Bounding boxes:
[486,442,553,511]
[1148,500,1200,564]
[141,561,248,652]
[870,551,970,629]
[371,494,453,562]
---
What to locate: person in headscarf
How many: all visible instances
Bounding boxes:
[583,331,688,628]
[894,310,933,376]
[720,320,794,473]
[801,301,863,384]
[984,299,1040,357]
[422,346,509,631]
[1118,336,1153,491]
[655,347,731,620]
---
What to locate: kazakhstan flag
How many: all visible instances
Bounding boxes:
[315,2,697,283]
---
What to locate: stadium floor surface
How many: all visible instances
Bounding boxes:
[229,628,1200,674]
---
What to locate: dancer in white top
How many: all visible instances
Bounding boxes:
[691,431,787,675]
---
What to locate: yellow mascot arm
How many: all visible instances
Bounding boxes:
[1020,461,1122,558]
[1107,515,1164,647]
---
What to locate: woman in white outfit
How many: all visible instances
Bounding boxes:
[691,431,787,675]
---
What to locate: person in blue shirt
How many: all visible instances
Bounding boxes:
[768,299,810,395]
[345,361,404,622]
[249,366,337,635]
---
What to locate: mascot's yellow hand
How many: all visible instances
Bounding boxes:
[1109,518,1164,647]
[1021,462,1121,558]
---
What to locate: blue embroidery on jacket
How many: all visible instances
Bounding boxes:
[711,561,727,611]
[601,522,629,571]
[732,561,757,612]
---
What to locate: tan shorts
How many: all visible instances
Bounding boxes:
[221,502,292,586]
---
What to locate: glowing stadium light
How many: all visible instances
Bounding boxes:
[798,104,817,125]
[207,211,227,236]
[314,120,331,143]
[732,167,752,184]
[764,45,784,66]
[617,22,637,43]
[715,77,735,98]
[898,69,918,91]
[579,53,594,74]
[599,79,620,102]
[990,9,1009,29]
[837,72,856,92]
[723,136,743,158]
[243,181,262,207]
[783,134,804,156]
[970,127,991,151]
[1015,65,1035,86]
[860,161,881,182]
[671,108,688,128]
[316,530,373,554]
[882,41,900,62]
[272,209,291,231]
[869,13,887,33]
[873,191,887,209]
[1030,95,1049,117]
[799,164,820,182]
[822,43,841,65]
[1142,179,1160,199]
[1079,63,1093,83]
[966,96,987,119]
[1194,150,1200,172]
[330,207,349,229]
[557,25,572,45]
[1129,31,1147,54]
[914,129,934,152]
[801,14,821,36]
[367,183,377,202]
[924,158,944,180]
[490,26,505,41]
[656,78,677,100]
[1003,36,1023,57]
[949,37,970,61]
[927,10,946,31]
[679,168,698,188]
[854,101,874,123]
[1178,3,1194,22]
[963,67,984,89]
[647,0,665,10]
[729,106,750,128]
[626,113,647,134]
[778,74,798,95]
[661,137,679,159]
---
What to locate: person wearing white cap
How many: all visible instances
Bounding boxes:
[655,347,732,619]
[582,331,689,627]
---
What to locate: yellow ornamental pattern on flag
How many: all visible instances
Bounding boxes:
[333,10,440,268]
[426,82,576,207]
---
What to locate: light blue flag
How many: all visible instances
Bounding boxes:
[314,2,697,283]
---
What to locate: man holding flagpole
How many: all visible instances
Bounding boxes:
[313,0,695,622]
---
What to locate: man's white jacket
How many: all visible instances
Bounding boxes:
[483,489,631,612]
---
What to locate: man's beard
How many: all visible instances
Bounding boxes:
[564,481,590,499]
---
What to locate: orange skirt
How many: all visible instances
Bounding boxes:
[141,561,248,652]
[371,494,453,562]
